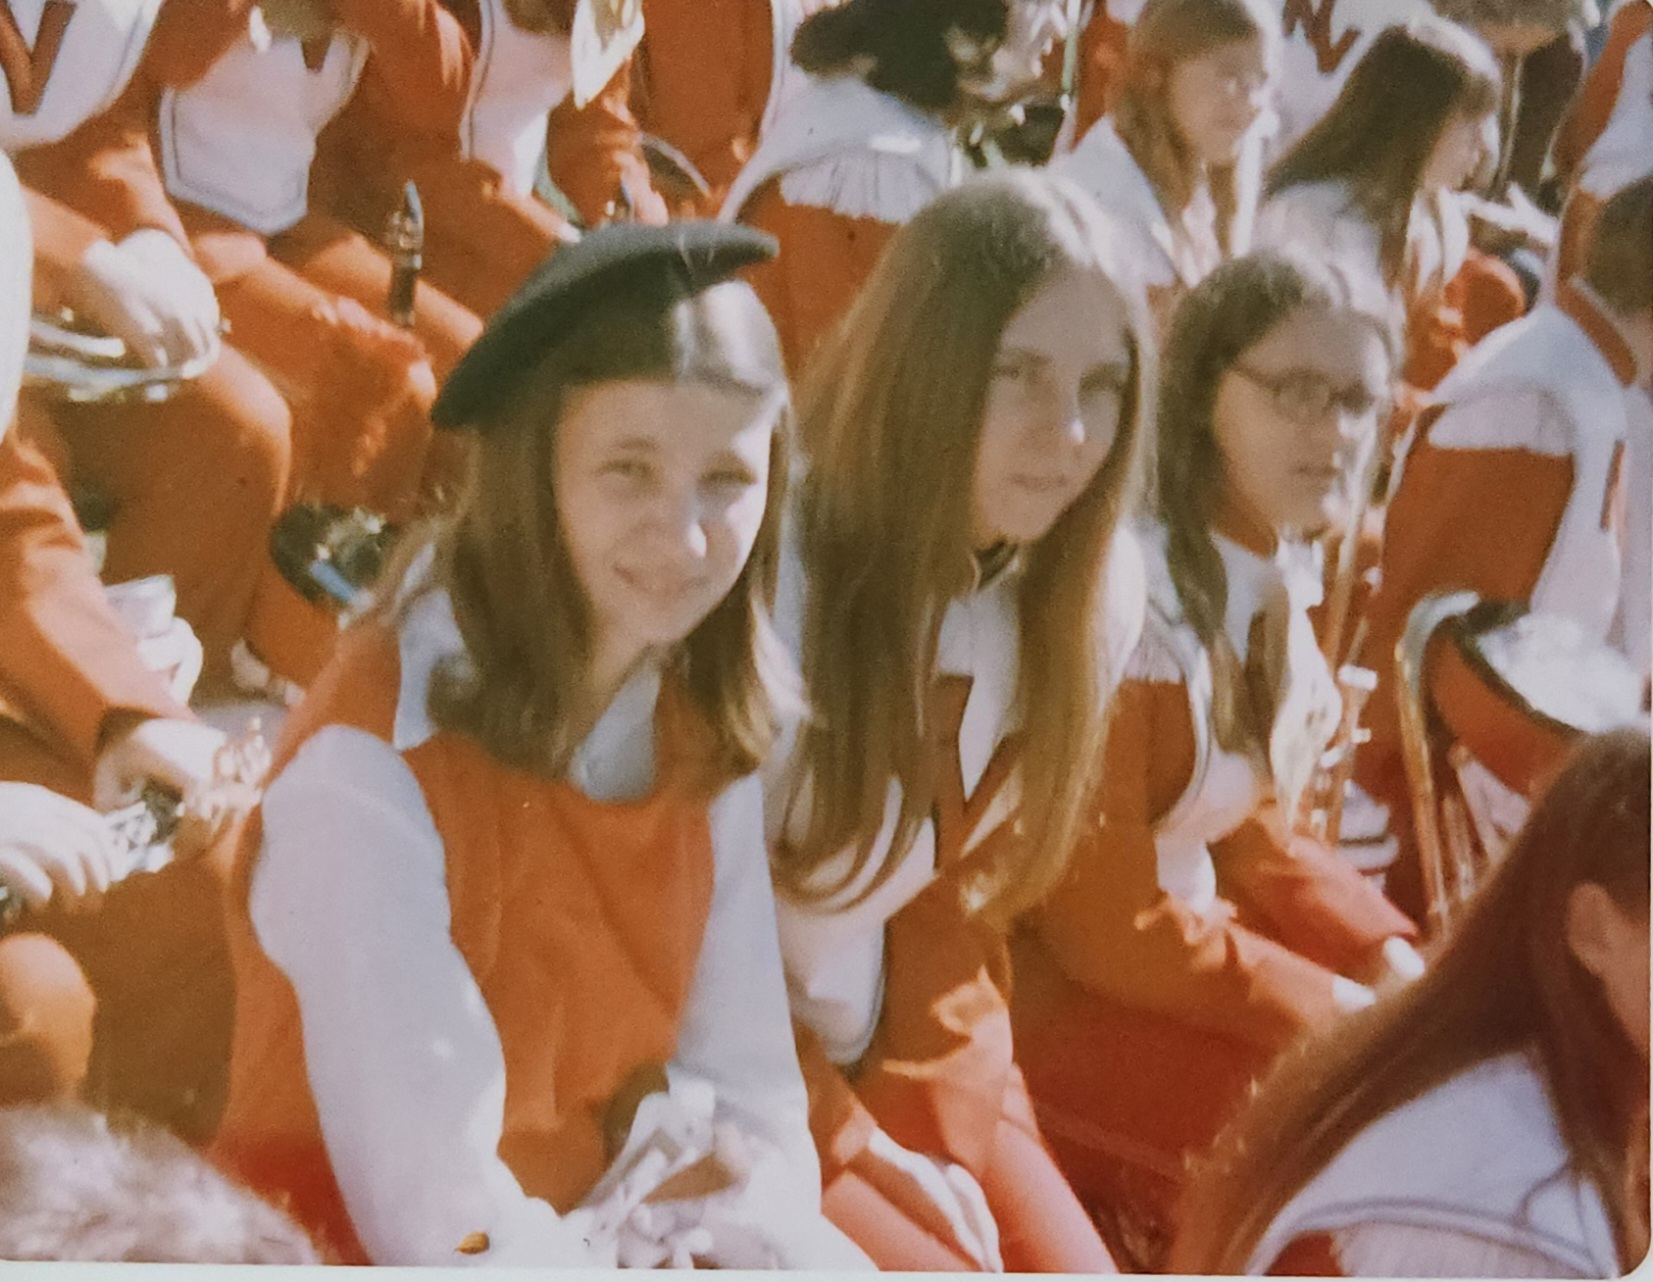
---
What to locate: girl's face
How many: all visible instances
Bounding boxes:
[1165,36,1272,166]
[970,267,1133,550]
[554,378,776,678]
[1421,108,1497,193]
[1212,305,1390,535]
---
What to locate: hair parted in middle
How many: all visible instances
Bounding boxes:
[379,278,796,790]
[1114,0,1277,253]
[777,169,1152,928]
[1266,18,1501,286]
[1155,250,1397,757]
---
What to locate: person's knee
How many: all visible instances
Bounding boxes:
[194,355,295,524]
[0,935,94,1105]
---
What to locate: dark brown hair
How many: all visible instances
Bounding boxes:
[1156,250,1396,754]
[1172,727,1652,1274]
[1267,19,1501,286]
[791,0,1010,112]
[1585,176,1653,316]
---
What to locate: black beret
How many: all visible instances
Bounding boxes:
[430,220,778,429]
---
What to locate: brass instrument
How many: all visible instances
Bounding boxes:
[0,728,268,928]
[1395,591,1644,938]
[26,309,219,404]
[384,181,424,330]
[1395,590,1479,938]
[1301,657,1378,847]
[1300,407,1384,849]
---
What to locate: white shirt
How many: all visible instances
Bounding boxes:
[1056,119,1229,294]
[1254,179,1468,312]
[767,525,1146,1064]
[1247,1051,1620,1277]
[251,587,852,1266]
[0,0,161,152]
[1131,526,1338,911]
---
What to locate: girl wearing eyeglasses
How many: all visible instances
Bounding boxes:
[1009,251,1421,1267]
[1056,0,1277,334]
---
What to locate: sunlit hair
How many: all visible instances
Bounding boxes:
[1584,176,1653,315]
[778,170,1151,928]
[1156,251,1395,755]
[1172,727,1652,1274]
[0,1103,319,1263]
[379,280,795,789]
[791,0,1010,112]
[1267,18,1501,286]
[1113,0,1275,254]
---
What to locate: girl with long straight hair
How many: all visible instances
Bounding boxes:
[1255,19,1509,389]
[207,223,864,1271]
[1010,251,1421,1267]
[1172,727,1650,1276]
[1058,0,1277,330]
[768,169,1147,1272]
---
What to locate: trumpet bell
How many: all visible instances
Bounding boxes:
[26,310,219,405]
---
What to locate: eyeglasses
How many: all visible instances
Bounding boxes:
[1230,364,1384,424]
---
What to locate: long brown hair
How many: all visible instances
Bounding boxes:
[1113,0,1274,254]
[1172,727,1653,1274]
[380,280,795,789]
[1266,19,1500,286]
[1156,251,1395,755]
[778,170,1150,928]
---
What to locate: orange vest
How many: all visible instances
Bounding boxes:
[211,621,719,1262]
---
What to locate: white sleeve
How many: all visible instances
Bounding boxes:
[670,773,816,1181]
[1254,187,1386,292]
[251,726,598,1268]
[773,779,938,1066]
[1427,386,1573,455]
[1332,1222,1590,1278]
[668,773,872,1269]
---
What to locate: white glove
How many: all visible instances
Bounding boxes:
[94,716,226,813]
[0,783,119,913]
[1331,973,1377,1015]
[862,1127,1003,1271]
[69,230,221,369]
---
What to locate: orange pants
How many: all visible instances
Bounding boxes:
[330,158,573,319]
[176,205,483,686]
[25,345,291,689]
[822,1065,1117,1273]
[0,861,235,1143]
[1011,973,1271,1271]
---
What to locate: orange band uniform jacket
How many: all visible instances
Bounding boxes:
[721,71,964,373]
[211,576,834,1266]
[317,0,666,319]
[1025,524,1412,1054]
[1357,283,1647,867]
[766,528,1144,1271]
